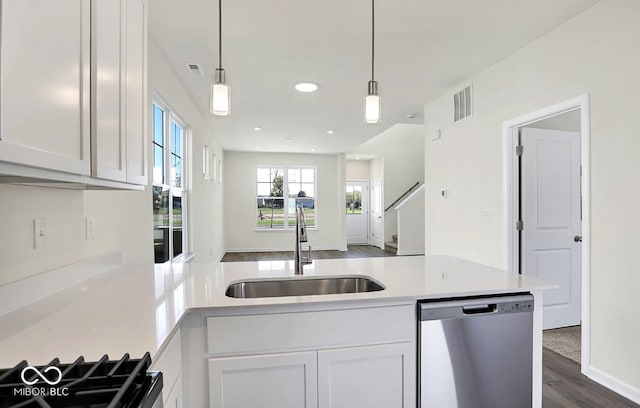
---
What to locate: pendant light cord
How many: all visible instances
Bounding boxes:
[371,0,375,81]
[218,0,223,69]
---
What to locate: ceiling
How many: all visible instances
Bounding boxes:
[148,0,599,154]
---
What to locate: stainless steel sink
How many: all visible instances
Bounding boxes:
[225,276,385,299]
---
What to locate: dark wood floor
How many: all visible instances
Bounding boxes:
[221,245,396,262]
[542,348,638,407]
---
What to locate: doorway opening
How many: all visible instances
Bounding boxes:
[503,95,591,373]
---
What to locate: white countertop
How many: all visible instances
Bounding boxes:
[0,255,553,367]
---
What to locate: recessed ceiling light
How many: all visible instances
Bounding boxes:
[253,127,262,131]
[255,146,261,150]
[295,82,318,93]
[311,148,317,152]
[356,156,361,160]
[326,130,335,134]
[284,138,292,142]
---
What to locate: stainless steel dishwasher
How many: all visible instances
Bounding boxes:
[419,294,534,408]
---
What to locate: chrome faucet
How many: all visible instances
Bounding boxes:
[294,205,312,274]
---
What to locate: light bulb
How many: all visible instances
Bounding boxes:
[211,82,230,116]
[365,94,380,123]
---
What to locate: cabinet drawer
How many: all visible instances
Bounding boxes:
[206,304,414,355]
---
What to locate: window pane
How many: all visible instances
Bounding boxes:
[257,198,284,229]
[301,183,314,198]
[289,198,315,226]
[257,182,270,197]
[288,182,301,198]
[171,121,182,157]
[303,205,315,227]
[153,104,164,145]
[172,193,184,258]
[346,187,362,214]
[301,168,314,182]
[288,168,300,183]
[153,186,170,263]
[153,145,164,185]
[269,169,284,197]
[171,155,182,188]
[257,168,271,182]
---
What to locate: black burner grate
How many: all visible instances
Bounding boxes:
[0,352,162,408]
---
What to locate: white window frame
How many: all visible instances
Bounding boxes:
[152,94,190,263]
[255,165,317,231]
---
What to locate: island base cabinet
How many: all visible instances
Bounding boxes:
[318,342,415,408]
[208,351,318,408]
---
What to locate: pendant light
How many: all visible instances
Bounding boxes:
[365,0,380,123]
[210,0,230,116]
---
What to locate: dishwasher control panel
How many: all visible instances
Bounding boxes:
[498,299,534,313]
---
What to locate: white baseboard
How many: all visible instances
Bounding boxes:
[0,252,121,317]
[396,250,425,256]
[583,365,640,404]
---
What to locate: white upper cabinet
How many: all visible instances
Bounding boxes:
[124,0,148,185]
[0,0,147,187]
[91,0,125,182]
[92,0,148,185]
[0,0,91,175]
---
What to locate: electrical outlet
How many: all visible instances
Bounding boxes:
[34,218,47,249]
[440,189,448,198]
[483,210,492,223]
[86,216,96,240]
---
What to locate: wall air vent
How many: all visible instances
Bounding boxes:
[453,83,473,123]
[186,63,203,75]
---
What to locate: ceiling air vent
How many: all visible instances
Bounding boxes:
[453,83,472,123]
[186,63,203,75]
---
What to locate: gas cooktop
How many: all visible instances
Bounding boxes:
[0,352,162,408]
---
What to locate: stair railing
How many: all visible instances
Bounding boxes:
[384,181,421,212]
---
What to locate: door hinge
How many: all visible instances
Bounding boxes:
[516,220,524,231]
[516,145,523,156]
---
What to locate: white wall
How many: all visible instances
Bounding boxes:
[346,160,370,180]
[424,0,640,395]
[352,124,425,243]
[148,39,225,262]
[528,109,580,132]
[224,151,346,251]
[0,185,85,285]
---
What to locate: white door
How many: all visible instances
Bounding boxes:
[346,181,369,244]
[370,178,383,248]
[208,351,318,408]
[317,342,415,408]
[521,127,581,329]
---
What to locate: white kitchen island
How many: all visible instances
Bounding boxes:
[0,255,554,407]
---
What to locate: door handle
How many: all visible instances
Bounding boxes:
[574,235,582,242]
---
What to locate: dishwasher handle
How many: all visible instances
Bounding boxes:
[419,294,534,321]
[462,303,497,315]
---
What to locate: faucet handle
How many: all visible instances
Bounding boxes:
[303,245,313,264]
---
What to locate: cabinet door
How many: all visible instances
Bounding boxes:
[318,342,416,408]
[91,0,126,182]
[0,0,90,175]
[164,374,183,408]
[208,351,318,408]
[124,0,147,185]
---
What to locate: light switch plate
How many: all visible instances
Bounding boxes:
[86,216,96,240]
[34,218,47,249]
